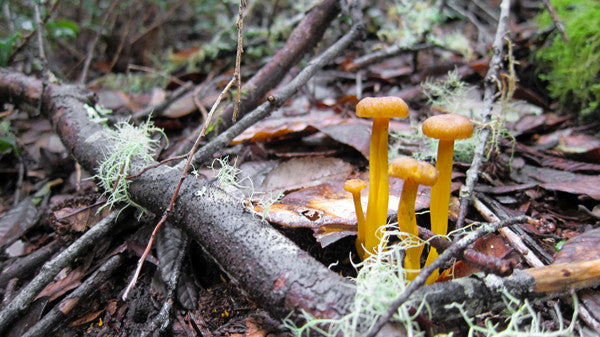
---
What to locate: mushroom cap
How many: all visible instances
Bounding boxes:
[344,179,367,193]
[389,156,438,186]
[422,114,474,141]
[356,96,409,119]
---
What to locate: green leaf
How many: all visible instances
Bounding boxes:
[46,19,80,39]
[0,121,18,155]
[0,33,20,67]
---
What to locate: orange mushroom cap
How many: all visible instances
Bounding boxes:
[389,156,438,187]
[356,96,409,119]
[344,179,367,193]
[422,114,473,141]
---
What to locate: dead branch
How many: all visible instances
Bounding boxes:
[21,254,125,337]
[191,0,340,137]
[185,15,365,168]
[79,0,119,84]
[472,196,545,267]
[456,0,510,229]
[122,76,237,300]
[0,210,120,334]
[419,226,515,276]
[0,240,61,287]
[0,67,357,324]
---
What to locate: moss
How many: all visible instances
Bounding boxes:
[535,0,600,118]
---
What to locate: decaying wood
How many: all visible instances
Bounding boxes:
[0,240,61,287]
[472,196,545,268]
[186,21,365,168]
[525,259,600,294]
[456,0,510,229]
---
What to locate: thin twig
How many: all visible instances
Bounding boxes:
[125,155,188,179]
[6,0,60,65]
[128,64,188,88]
[472,196,544,268]
[184,17,365,169]
[0,211,120,334]
[122,78,237,300]
[366,215,528,337]
[348,42,435,72]
[79,0,118,84]
[541,0,568,43]
[128,0,188,47]
[232,0,247,122]
[12,155,24,206]
[105,19,131,74]
[22,254,124,337]
[191,71,218,122]
[3,2,14,34]
[456,0,511,229]
[33,0,49,118]
[446,0,493,54]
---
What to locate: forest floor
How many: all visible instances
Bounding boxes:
[1,0,600,336]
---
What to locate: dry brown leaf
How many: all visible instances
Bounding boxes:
[37,267,85,302]
[69,308,105,327]
[557,133,600,163]
[258,156,354,195]
[554,227,600,264]
[516,165,600,200]
[255,172,434,247]
[231,110,411,160]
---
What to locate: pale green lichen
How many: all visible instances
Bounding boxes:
[94,118,166,213]
[284,226,425,336]
[84,103,112,125]
[285,224,580,336]
[449,291,579,337]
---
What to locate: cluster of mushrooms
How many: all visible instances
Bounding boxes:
[345,96,473,283]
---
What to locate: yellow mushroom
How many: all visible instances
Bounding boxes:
[422,114,473,283]
[356,96,409,258]
[344,179,367,245]
[389,156,438,280]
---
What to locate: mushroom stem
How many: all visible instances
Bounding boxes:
[353,190,366,255]
[424,139,454,284]
[397,180,422,280]
[352,192,366,231]
[360,117,390,258]
[344,179,367,249]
